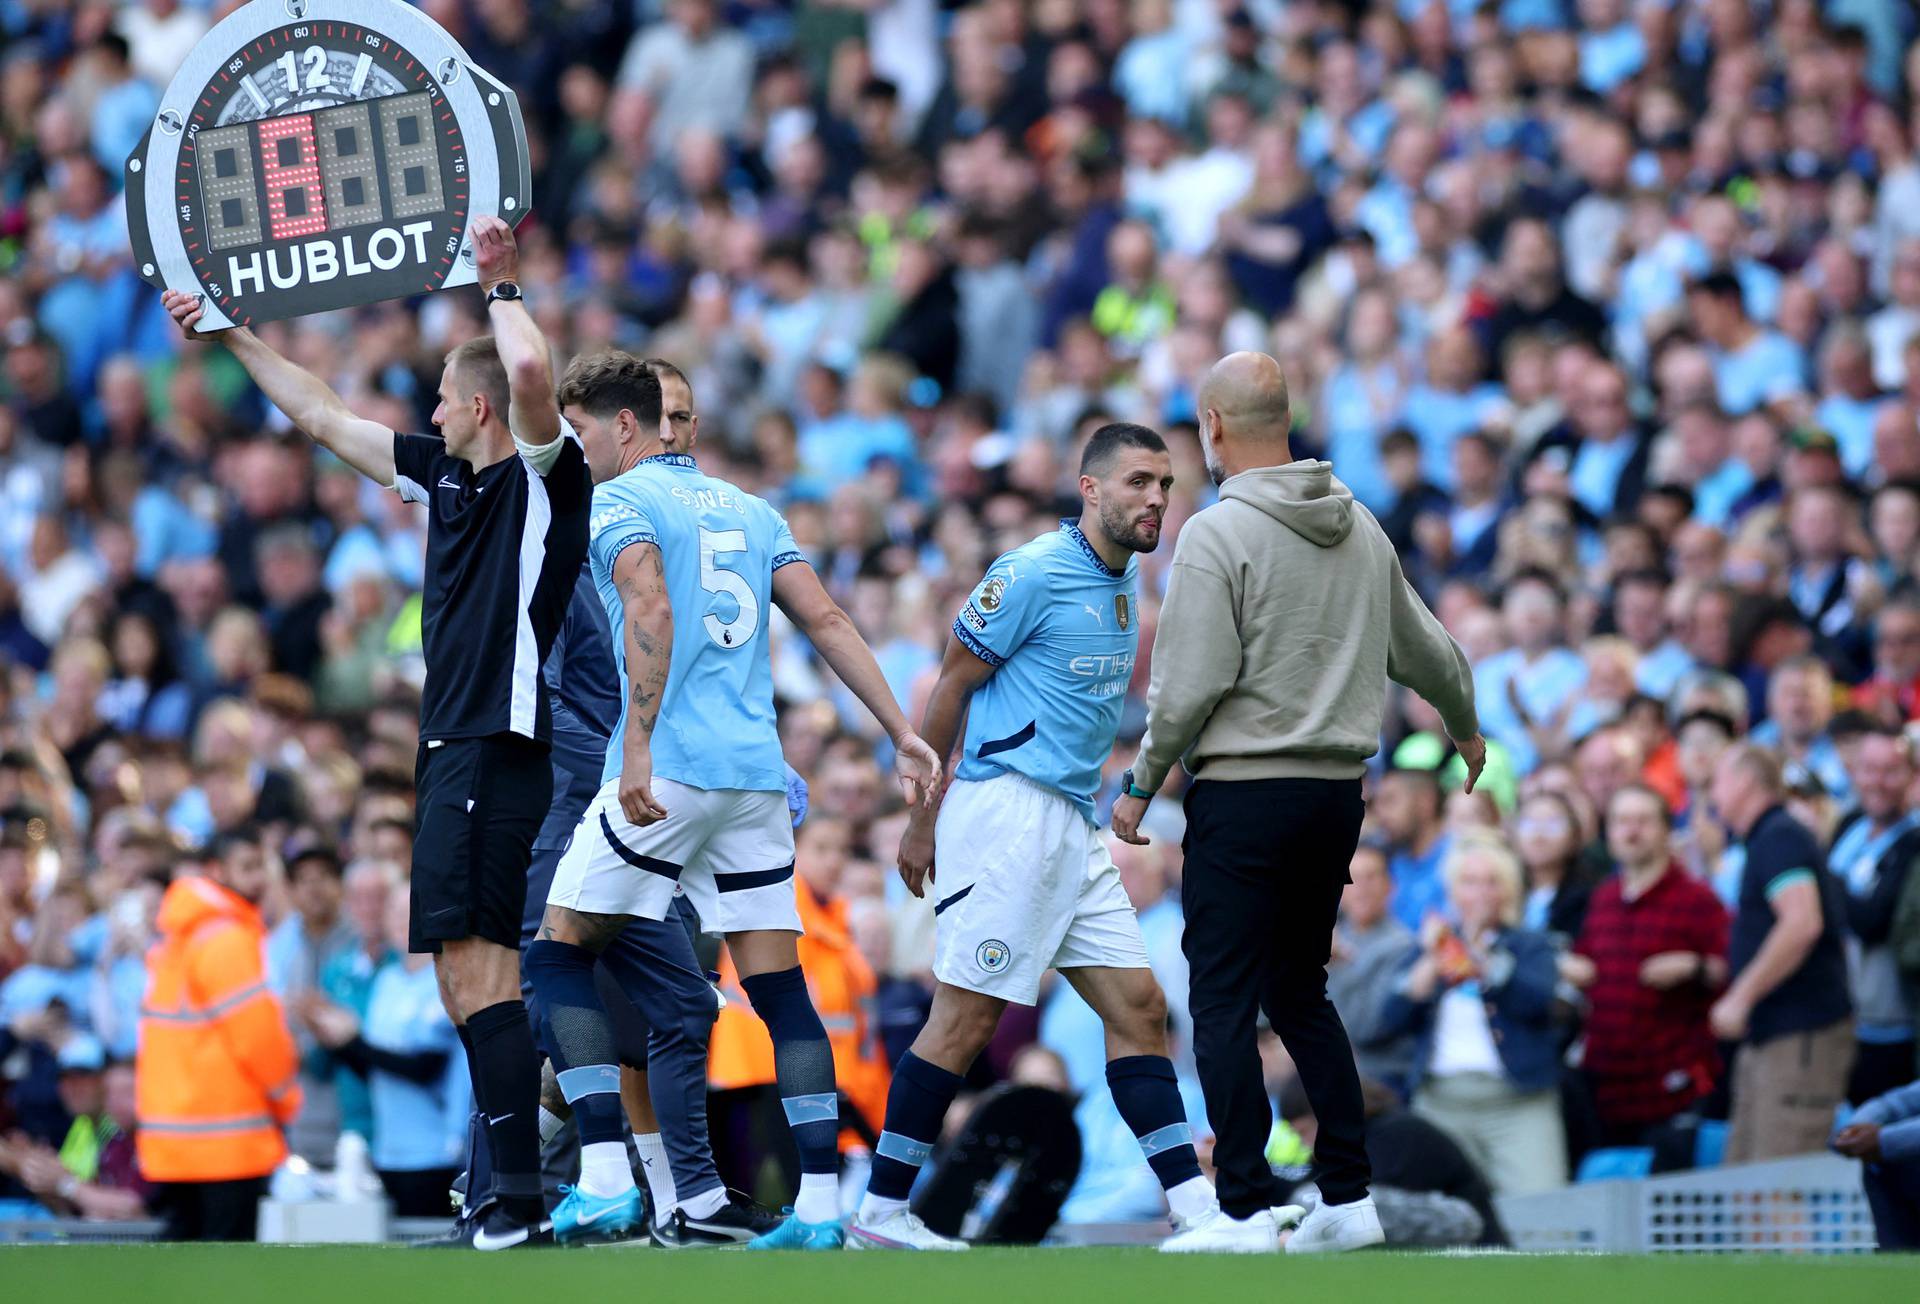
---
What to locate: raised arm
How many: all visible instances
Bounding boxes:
[163,290,395,485]
[614,540,674,827]
[471,216,559,448]
[773,559,939,808]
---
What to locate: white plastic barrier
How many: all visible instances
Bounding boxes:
[1497,1154,1876,1254]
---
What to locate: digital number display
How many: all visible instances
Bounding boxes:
[197,124,264,251]
[194,91,444,252]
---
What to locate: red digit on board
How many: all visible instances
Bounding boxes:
[257,114,329,241]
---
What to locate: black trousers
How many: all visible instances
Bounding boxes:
[1864,1158,1920,1251]
[379,1166,461,1218]
[1182,776,1370,1219]
[1848,1039,1917,1107]
[157,1176,268,1241]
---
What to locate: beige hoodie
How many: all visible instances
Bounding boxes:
[1134,460,1477,789]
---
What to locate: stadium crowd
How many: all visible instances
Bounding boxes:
[5,0,1920,1246]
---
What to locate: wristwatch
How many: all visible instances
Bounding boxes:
[484,280,522,305]
[1120,769,1153,800]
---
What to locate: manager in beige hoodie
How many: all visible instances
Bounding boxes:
[1112,352,1484,1254]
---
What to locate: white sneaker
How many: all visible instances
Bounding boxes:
[1159,1205,1280,1254]
[845,1208,970,1251]
[1284,1194,1384,1254]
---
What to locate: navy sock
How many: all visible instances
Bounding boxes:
[866,1051,965,1201]
[523,940,626,1148]
[739,966,838,1175]
[457,1025,493,1213]
[465,999,546,1223]
[1107,1055,1204,1189]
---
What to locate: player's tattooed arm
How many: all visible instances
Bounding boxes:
[613,541,673,826]
[620,544,670,734]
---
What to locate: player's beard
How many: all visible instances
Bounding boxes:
[1099,500,1160,554]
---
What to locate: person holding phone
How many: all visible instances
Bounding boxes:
[1379,831,1568,1195]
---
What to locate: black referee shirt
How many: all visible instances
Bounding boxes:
[392,425,590,747]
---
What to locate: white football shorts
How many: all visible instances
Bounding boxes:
[547,776,802,937]
[929,770,1150,1005]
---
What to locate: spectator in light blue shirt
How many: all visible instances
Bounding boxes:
[304,890,470,1215]
[1684,195,1784,325]
[1687,271,1808,417]
[1357,121,1441,270]
[0,887,95,1033]
[1748,656,1854,808]
[1403,328,1508,493]
[1296,41,1395,180]
[1814,323,1890,479]
[1612,570,1695,701]
[83,35,157,175]
[1577,0,1646,92]
[796,358,923,495]
[1113,1,1192,125]
[1374,768,1454,932]
[1318,286,1413,511]
[1473,571,1589,776]
[131,486,216,578]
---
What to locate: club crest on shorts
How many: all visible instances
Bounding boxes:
[976,939,1012,973]
[977,576,1007,613]
[1115,593,1131,631]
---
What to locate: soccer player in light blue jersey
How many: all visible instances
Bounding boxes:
[849,424,1237,1251]
[522,351,939,1250]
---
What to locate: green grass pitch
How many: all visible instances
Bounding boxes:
[2,1245,1915,1304]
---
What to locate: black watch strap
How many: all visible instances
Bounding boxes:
[485,280,521,304]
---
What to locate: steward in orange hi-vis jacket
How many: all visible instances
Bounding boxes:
[137,838,303,1240]
[709,873,890,1151]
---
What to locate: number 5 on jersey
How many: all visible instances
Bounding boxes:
[700,527,756,648]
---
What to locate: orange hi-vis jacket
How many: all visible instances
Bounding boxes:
[709,876,890,1147]
[136,876,303,1183]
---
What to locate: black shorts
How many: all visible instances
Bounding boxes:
[409,735,552,953]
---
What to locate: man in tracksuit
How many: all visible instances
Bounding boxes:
[453,562,779,1246]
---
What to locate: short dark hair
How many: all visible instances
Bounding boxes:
[1079,422,1167,476]
[557,350,664,427]
[1644,482,1696,515]
[1379,426,1419,458]
[641,357,691,398]
[1504,567,1566,606]
[445,338,511,421]
[1608,782,1673,828]
[1675,707,1737,740]
[368,815,415,841]
[1689,269,1745,303]
[209,823,263,864]
[1382,766,1443,800]
[286,840,344,880]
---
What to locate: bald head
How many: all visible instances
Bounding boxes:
[1197,352,1293,483]
[1200,352,1292,436]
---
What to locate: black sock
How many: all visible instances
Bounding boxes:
[456,1026,494,1214]
[465,1000,545,1223]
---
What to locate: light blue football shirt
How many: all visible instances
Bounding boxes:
[952,521,1140,822]
[587,453,802,793]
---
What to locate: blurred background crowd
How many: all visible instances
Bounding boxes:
[5,0,1920,1244]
